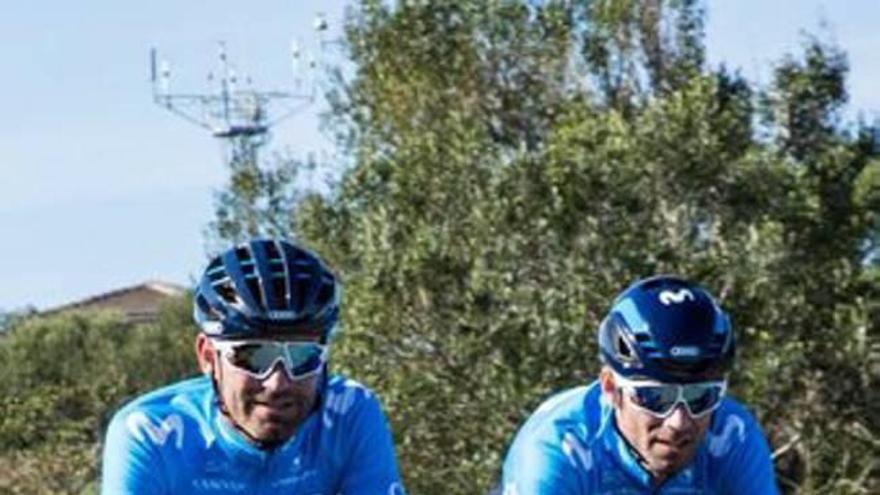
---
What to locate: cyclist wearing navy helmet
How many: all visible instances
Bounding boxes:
[101,239,405,494]
[501,275,778,493]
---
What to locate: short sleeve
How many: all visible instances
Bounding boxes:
[710,405,779,495]
[337,392,406,495]
[501,433,581,495]
[100,409,168,495]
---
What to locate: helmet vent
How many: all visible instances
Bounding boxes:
[244,276,265,311]
[240,262,256,277]
[269,276,288,310]
[265,241,288,310]
[196,294,224,320]
[264,241,282,260]
[230,244,264,309]
[615,334,635,362]
[235,247,252,262]
[215,281,238,305]
[291,273,311,312]
[206,259,225,281]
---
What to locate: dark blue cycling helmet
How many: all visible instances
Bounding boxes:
[193,239,340,342]
[598,275,734,383]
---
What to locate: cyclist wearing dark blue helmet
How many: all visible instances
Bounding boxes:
[101,239,405,494]
[501,275,778,494]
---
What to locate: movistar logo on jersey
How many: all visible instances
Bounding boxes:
[126,412,184,449]
[659,288,695,306]
[708,414,746,457]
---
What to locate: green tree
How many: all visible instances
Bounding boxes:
[207,1,877,493]
[0,297,197,494]
[208,149,303,248]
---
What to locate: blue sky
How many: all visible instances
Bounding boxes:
[1,1,878,311]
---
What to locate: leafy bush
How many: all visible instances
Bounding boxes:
[0,296,197,494]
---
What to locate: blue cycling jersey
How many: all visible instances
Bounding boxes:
[101,374,405,495]
[502,381,778,494]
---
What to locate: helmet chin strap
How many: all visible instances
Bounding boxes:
[209,351,279,449]
[612,392,655,479]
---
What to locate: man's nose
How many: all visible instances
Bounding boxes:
[261,362,295,390]
[664,403,696,431]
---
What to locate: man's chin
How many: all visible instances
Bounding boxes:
[648,444,694,475]
[250,421,296,445]
[247,407,298,435]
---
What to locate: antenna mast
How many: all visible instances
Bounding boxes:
[150,20,327,168]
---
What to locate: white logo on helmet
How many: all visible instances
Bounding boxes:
[659,288,695,305]
[670,346,700,357]
[268,310,299,319]
[201,321,224,335]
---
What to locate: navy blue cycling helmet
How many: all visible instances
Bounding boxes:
[598,275,734,383]
[193,239,340,342]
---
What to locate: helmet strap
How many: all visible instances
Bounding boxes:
[611,405,656,480]
[209,350,278,449]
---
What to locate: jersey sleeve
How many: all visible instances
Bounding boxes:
[501,433,581,495]
[337,392,406,495]
[100,408,168,495]
[711,406,779,495]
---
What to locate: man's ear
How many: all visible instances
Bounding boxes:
[599,367,619,405]
[195,333,216,376]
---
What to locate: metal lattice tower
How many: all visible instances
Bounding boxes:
[150,16,332,169]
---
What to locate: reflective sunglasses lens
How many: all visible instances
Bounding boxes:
[221,342,325,379]
[683,383,724,416]
[629,385,679,416]
[226,343,285,376]
[285,344,325,377]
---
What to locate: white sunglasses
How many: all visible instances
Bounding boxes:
[613,372,727,418]
[212,339,328,381]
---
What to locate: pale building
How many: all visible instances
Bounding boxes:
[40,281,187,324]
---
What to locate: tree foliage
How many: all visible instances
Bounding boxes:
[207,149,304,249]
[0,298,197,494]
[293,1,878,493]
